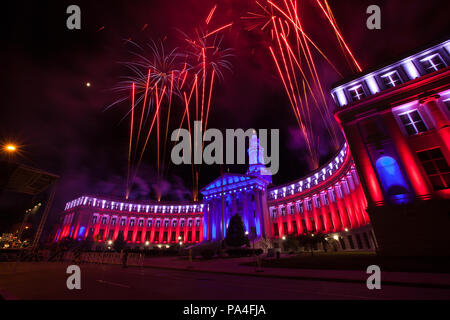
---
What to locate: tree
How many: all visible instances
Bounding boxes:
[225,214,249,247]
[283,234,299,252]
[298,233,329,257]
[113,232,126,252]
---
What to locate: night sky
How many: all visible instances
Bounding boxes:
[0,0,448,231]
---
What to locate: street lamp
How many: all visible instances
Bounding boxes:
[282,236,286,241]
[4,144,17,152]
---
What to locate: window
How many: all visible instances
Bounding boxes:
[187,231,192,242]
[271,209,277,218]
[111,218,117,226]
[127,231,133,241]
[92,216,98,224]
[292,221,298,234]
[319,215,325,230]
[399,110,428,135]
[162,231,168,242]
[273,223,279,237]
[138,219,144,227]
[195,231,200,242]
[301,219,307,233]
[120,218,126,226]
[129,219,135,227]
[180,231,184,240]
[98,229,104,239]
[297,202,304,213]
[380,71,402,88]
[420,54,446,73]
[363,232,371,249]
[195,219,201,227]
[417,148,450,190]
[348,235,355,249]
[101,217,107,225]
[314,197,321,208]
[290,206,295,215]
[172,220,177,227]
[355,234,363,249]
[336,186,343,199]
[171,232,176,242]
[180,220,185,227]
[156,220,161,227]
[348,85,366,101]
[329,189,336,202]
[164,220,169,228]
[281,207,286,216]
[339,237,346,250]
[323,194,329,206]
[188,219,193,227]
[328,212,334,230]
[283,222,288,235]
[147,219,152,227]
[306,200,312,211]
[136,231,142,242]
[108,230,114,240]
[310,218,316,232]
[145,231,151,241]
[154,231,160,242]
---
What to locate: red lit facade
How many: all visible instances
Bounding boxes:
[332,39,450,256]
[267,144,376,251]
[56,198,204,248]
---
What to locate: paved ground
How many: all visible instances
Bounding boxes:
[143,256,450,288]
[1,262,450,300]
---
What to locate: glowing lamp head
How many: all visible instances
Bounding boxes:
[282,236,286,241]
[107,240,113,245]
[4,144,17,152]
[145,241,150,246]
[333,235,339,241]
[86,82,91,87]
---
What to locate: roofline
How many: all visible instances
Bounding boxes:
[331,35,450,90]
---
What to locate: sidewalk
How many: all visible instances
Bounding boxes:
[143,256,450,289]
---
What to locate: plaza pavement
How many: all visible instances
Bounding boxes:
[142,255,450,289]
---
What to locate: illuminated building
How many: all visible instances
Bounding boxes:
[57,38,450,255]
[57,198,204,246]
[332,38,450,256]
[56,133,373,251]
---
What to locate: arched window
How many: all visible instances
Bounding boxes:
[375,156,410,201]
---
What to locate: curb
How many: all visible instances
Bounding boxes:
[142,264,450,290]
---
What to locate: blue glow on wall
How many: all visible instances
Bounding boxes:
[375,156,410,202]
[212,222,216,240]
[255,218,261,237]
[78,226,86,238]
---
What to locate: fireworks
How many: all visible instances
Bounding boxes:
[109,5,233,200]
[110,0,361,199]
[244,0,361,169]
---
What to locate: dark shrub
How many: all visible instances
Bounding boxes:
[200,249,214,260]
